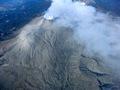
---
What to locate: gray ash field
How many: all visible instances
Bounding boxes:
[0,0,120,90]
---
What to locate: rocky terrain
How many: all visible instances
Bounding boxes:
[0,17,119,90]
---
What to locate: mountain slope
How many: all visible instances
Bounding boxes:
[0,17,115,90]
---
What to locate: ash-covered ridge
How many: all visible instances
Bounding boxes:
[0,17,118,90]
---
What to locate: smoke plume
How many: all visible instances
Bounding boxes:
[44,0,120,73]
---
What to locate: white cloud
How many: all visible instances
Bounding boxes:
[44,0,120,72]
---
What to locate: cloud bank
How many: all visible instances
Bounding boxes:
[44,0,120,72]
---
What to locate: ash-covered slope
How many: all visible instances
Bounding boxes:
[0,17,117,90]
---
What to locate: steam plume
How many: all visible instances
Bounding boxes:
[44,0,120,72]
